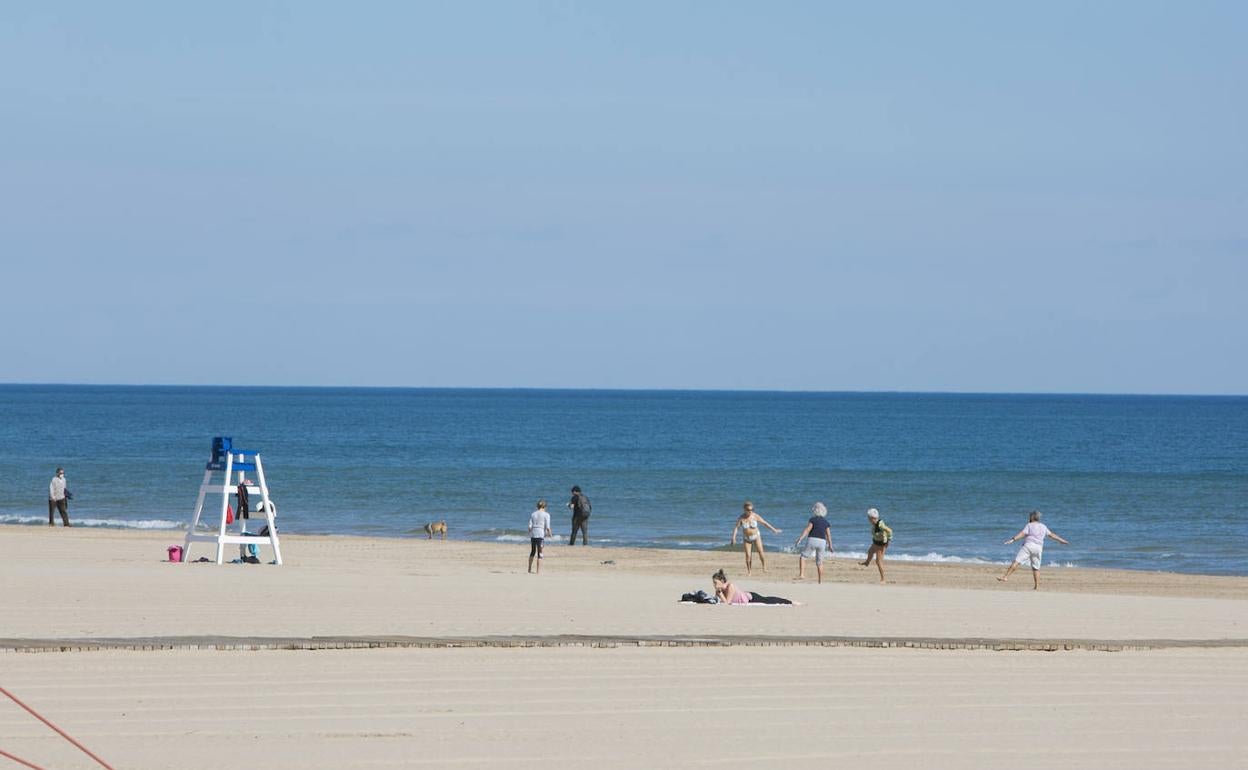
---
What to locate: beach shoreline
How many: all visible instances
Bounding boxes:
[3,526,1245,641]
[4,524,1246,591]
[4,522,1247,769]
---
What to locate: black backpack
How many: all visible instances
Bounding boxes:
[575,493,592,518]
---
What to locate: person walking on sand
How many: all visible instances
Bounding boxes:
[528,499,552,574]
[48,467,71,527]
[859,508,891,583]
[567,485,591,546]
[794,502,834,583]
[730,501,781,576]
[711,569,795,605]
[998,510,1069,590]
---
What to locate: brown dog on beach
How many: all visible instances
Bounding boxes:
[424,520,447,540]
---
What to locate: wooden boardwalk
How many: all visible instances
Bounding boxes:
[5,633,1248,654]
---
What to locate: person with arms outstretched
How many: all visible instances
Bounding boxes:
[731,501,781,576]
[998,510,1069,590]
[859,508,891,583]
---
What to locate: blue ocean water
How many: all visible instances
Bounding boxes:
[1,385,1245,575]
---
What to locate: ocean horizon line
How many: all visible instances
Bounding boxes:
[2,382,1246,400]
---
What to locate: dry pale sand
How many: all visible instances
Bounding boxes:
[2,527,1247,769]
[4,647,1247,769]
[1,528,1245,641]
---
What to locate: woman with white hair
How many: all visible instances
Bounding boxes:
[794,502,834,583]
[998,510,1069,590]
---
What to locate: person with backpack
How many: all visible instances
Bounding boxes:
[859,507,892,583]
[567,485,591,545]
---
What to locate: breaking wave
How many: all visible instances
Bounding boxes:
[0,514,184,530]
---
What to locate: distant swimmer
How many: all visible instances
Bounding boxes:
[998,510,1069,590]
[859,508,891,583]
[730,501,781,576]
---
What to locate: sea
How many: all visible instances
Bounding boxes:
[1,385,1245,576]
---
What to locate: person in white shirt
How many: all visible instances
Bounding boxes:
[48,467,71,527]
[528,500,553,574]
[998,510,1069,590]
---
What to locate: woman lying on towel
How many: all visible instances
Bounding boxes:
[711,569,795,605]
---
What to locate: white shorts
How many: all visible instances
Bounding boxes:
[801,538,828,564]
[1015,543,1043,569]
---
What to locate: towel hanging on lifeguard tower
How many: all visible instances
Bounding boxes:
[183,437,284,565]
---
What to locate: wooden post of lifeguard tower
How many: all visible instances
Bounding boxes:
[183,437,283,565]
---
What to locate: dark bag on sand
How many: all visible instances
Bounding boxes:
[680,590,718,604]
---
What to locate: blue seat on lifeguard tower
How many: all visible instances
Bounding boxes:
[206,437,233,470]
[207,436,259,471]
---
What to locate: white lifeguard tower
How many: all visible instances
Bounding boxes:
[183,437,283,565]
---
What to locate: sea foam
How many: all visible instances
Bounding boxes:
[0,514,184,530]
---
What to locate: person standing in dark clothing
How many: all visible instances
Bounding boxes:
[567,485,591,545]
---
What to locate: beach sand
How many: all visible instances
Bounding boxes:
[2,528,1246,768]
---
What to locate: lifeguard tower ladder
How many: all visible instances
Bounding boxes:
[184,437,283,565]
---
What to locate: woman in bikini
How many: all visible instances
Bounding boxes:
[730,501,781,576]
[711,569,794,605]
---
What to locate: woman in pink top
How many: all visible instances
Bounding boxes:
[997,510,1070,590]
[711,569,794,605]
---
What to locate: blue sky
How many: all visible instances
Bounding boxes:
[2,2,1244,393]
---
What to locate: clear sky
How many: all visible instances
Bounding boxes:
[2,2,1244,394]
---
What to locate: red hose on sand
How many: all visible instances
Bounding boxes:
[0,686,116,770]
[0,748,48,770]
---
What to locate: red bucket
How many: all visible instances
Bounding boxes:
[167,545,184,563]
